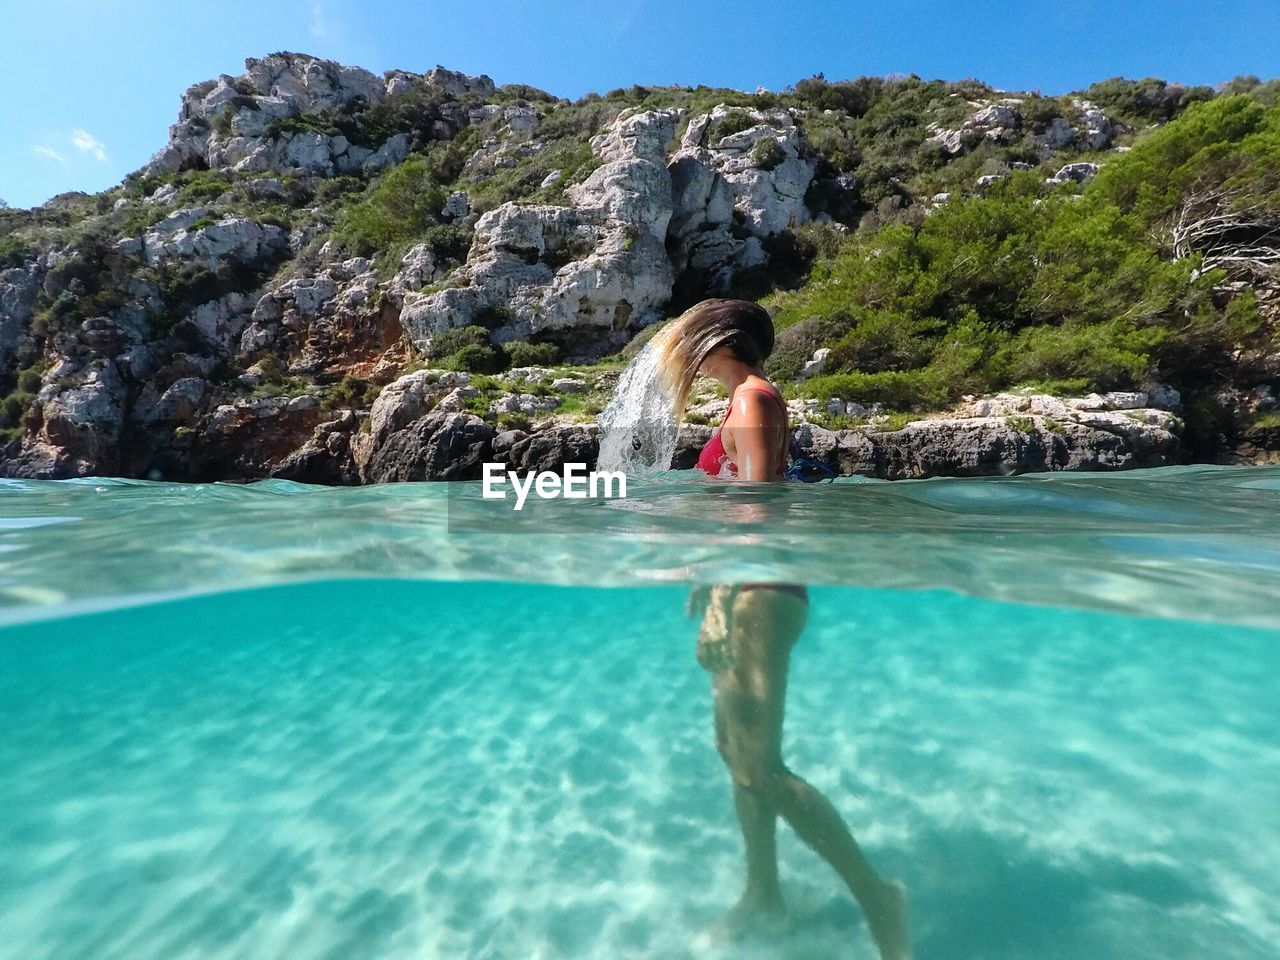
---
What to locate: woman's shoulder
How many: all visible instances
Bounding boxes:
[736,377,786,404]
[731,378,787,420]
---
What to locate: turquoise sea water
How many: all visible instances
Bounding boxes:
[2,466,1279,959]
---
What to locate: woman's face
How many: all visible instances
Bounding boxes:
[697,344,735,380]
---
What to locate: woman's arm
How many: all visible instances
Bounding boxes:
[695,583,739,672]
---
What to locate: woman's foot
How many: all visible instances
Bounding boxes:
[709,887,789,941]
[864,879,912,960]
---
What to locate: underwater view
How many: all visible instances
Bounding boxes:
[2,466,1278,960]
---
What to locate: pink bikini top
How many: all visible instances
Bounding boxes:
[696,384,790,478]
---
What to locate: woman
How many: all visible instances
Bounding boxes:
[650,298,912,960]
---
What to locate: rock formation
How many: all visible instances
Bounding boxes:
[1,55,1269,482]
[143,56,491,179]
[399,107,682,358]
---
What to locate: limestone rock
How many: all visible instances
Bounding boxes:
[270,411,361,485]
[792,411,1179,479]
[688,398,729,422]
[1146,384,1182,411]
[179,396,334,480]
[362,369,472,450]
[1037,117,1078,152]
[928,126,978,156]
[144,182,179,206]
[143,211,288,267]
[137,53,467,179]
[927,100,1024,157]
[401,107,682,357]
[784,389,1183,478]
[1066,391,1148,411]
[441,190,470,220]
[382,243,446,311]
[790,422,877,475]
[360,411,494,482]
[797,347,830,381]
[679,105,816,232]
[667,103,816,290]
[0,262,42,368]
[187,291,256,357]
[132,376,206,423]
[1072,99,1122,150]
[421,65,496,98]
[969,102,1022,131]
[501,424,598,473]
[491,392,561,415]
[3,362,128,478]
[1047,161,1101,184]
[504,105,540,132]
[239,257,390,372]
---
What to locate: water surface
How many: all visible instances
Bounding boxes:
[1,467,1277,959]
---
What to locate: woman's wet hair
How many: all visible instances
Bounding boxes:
[649,298,776,412]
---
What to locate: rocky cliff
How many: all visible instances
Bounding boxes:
[1,55,1274,481]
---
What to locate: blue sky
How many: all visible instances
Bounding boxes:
[2,0,1276,209]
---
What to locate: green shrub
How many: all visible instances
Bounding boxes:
[427,325,490,358]
[151,255,284,335]
[174,171,235,204]
[466,134,605,215]
[543,233,598,270]
[338,83,466,150]
[324,375,369,409]
[265,113,341,141]
[257,210,291,230]
[1,391,35,426]
[211,108,234,137]
[420,222,471,263]
[440,342,506,374]
[705,108,758,145]
[760,100,1280,412]
[802,117,862,175]
[1080,77,1215,125]
[505,341,562,367]
[766,313,843,381]
[27,225,133,338]
[472,303,516,330]
[788,74,884,118]
[750,136,786,170]
[0,234,32,268]
[1090,95,1280,224]
[335,156,451,256]
[313,176,364,203]
[803,370,951,409]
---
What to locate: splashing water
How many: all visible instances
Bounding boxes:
[597,341,681,474]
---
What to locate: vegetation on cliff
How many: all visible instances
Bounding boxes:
[0,58,1276,477]
[761,94,1280,448]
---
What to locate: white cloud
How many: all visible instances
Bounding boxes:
[310,0,329,38]
[70,128,109,163]
[33,145,67,166]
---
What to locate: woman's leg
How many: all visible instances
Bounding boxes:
[714,588,912,960]
[712,680,785,919]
